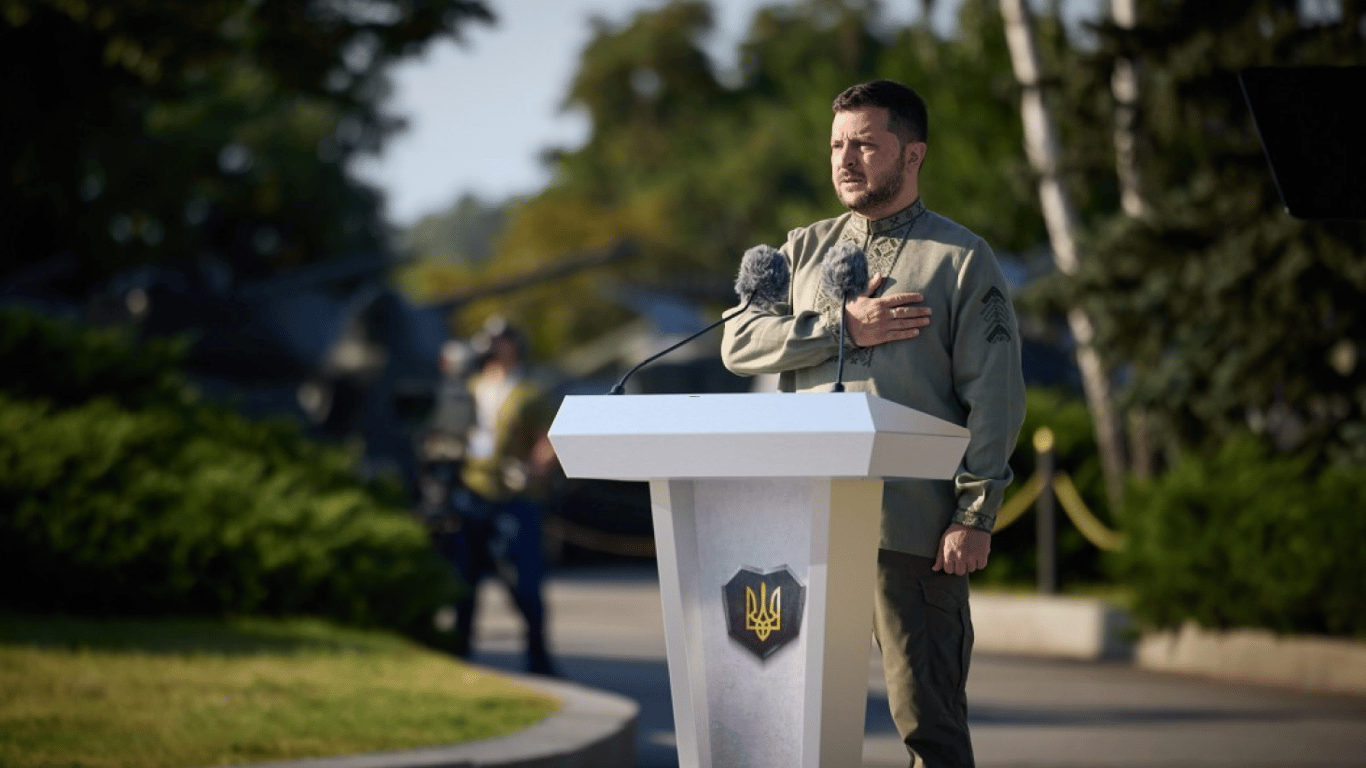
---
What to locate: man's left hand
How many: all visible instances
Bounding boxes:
[933,524,991,575]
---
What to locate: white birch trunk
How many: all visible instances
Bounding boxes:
[1111,0,1145,219]
[1110,0,1155,478]
[1000,0,1128,513]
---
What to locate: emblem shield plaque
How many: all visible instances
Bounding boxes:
[723,566,805,659]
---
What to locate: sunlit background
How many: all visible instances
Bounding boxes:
[2,0,1364,765]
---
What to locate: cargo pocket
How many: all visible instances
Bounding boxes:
[921,579,970,695]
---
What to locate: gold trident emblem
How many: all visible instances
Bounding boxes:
[745,581,782,642]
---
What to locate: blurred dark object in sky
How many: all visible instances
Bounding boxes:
[1240,66,1366,221]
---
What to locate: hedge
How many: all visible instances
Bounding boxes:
[1109,437,1366,637]
[0,308,458,641]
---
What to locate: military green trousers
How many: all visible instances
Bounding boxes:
[872,548,976,768]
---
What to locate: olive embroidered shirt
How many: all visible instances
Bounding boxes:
[721,199,1027,558]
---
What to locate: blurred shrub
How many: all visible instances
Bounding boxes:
[1109,437,1366,637]
[976,387,1112,588]
[0,309,458,641]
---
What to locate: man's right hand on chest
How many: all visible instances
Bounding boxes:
[844,273,932,347]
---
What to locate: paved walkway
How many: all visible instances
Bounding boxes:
[466,564,1366,768]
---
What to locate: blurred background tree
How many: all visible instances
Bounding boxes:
[1,0,493,296]
[0,0,494,637]
[1071,0,1366,469]
[418,0,1047,353]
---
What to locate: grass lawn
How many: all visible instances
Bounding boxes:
[0,613,559,768]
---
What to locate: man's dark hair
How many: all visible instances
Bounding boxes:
[832,80,929,146]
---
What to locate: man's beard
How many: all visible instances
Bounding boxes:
[836,147,906,215]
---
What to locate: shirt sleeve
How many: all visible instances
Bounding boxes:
[949,243,1027,531]
[721,240,843,376]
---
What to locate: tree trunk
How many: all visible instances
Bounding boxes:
[1111,0,1144,219]
[1000,0,1128,513]
[1110,0,1155,479]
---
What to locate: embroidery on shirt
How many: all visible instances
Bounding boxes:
[981,286,1013,343]
[816,202,926,367]
[815,239,865,364]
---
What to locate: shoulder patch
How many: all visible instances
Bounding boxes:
[980,286,1013,343]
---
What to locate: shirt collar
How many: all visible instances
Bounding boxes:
[848,198,926,237]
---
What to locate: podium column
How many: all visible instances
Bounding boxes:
[649,476,883,768]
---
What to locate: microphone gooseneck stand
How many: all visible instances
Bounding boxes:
[607,292,757,395]
[832,295,849,392]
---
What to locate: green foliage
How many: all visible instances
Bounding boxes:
[1,0,492,292]
[0,308,458,640]
[1109,436,1366,637]
[1071,1,1366,464]
[978,387,1113,587]
[0,395,458,637]
[992,0,1366,632]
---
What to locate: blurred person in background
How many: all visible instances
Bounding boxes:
[416,340,478,525]
[446,316,559,676]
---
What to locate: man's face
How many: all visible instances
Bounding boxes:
[830,106,923,218]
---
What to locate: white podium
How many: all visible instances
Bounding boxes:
[548,392,970,768]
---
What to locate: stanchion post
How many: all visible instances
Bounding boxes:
[1034,427,1057,595]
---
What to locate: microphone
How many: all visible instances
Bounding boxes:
[733,244,791,310]
[608,244,790,394]
[819,241,869,392]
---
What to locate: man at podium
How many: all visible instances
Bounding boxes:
[722,79,1026,768]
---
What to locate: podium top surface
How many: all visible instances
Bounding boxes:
[548,392,970,481]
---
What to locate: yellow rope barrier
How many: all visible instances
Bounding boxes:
[1051,472,1124,551]
[992,472,1044,533]
[988,466,1124,550]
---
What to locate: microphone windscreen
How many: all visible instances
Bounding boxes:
[735,245,790,309]
[820,241,869,301]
